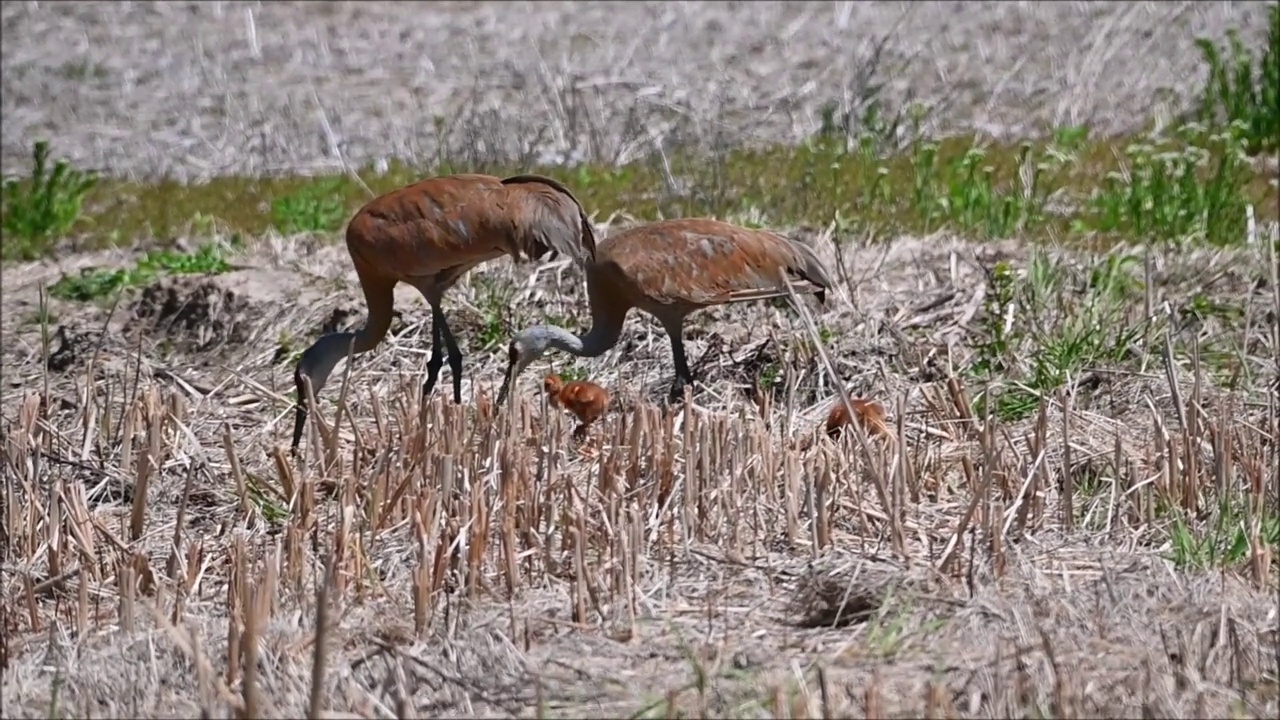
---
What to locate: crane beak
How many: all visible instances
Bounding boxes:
[496,360,516,406]
[290,371,312,455]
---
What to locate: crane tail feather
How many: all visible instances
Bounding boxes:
[784,237,835,300]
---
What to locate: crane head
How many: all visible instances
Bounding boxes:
[290,332,358,452]
[543,373,564,397]
[495,330,555,405]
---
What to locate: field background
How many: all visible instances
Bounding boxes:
[2,2,1279,718]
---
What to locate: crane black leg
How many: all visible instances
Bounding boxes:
[438,312,465,404]
[665,327,696,404]
[422,305,446,399]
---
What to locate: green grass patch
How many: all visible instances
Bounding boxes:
[4,11,1275,261]
[270,177,349,234]
[1167,496,1280,572]
[1193,3,1280,156]
[48,241,234,302]
[967,249,1150,423]
[2,140,99,261]
[6,121,1275,262]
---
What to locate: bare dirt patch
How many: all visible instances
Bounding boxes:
[2,1,1273,181]
[131,276,252,353]
[2,226,1276,718]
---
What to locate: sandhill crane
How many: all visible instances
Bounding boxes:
[291,173,596,453]
[496,218,834,405]
[543,374,610,440]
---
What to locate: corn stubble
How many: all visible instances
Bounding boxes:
[2,309,1277,718]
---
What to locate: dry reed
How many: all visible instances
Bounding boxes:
[2,228,1277,717]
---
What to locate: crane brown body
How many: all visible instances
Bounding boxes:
[291,173,596,453]
[543,374,610,439]
[497,218,834,405]
[824,397,889,439]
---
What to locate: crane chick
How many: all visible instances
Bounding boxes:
[824,397,889,440]
[543,374,610,441]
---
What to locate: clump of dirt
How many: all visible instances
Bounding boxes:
[46,325,100,373]
[320,305,361,335]
[131,276,250,353]
[786,556,935,628]
[315,304,407,337]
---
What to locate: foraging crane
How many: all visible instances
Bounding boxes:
[291,173,596,453]
[496,218,834,405]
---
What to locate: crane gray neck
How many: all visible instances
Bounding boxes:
[296,332,358,399]
[518,322,619,360]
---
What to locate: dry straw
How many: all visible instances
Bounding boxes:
[2,230,1277,717]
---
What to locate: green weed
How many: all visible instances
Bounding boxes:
[970,251,1148,422]
[49,242,232,302]
[756,361,782,393]
[1168,496,1280,571]
[2,141,98,260]
[1081,123,1253,245]
[908,140,1049,239]
[553,364,591,383]
[245,476,289,526]
[471,275,517,351]
[270,177,348,235]
[56,60,107,82]
[1193,4,1280,155]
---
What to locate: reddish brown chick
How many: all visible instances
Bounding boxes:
[544,374,611,440]
[823,397,889,440]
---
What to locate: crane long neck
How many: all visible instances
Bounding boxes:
[298,331,360,397]
[291,324,383,451]
[537,320,621,358]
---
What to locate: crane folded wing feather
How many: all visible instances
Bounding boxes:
[627,227,832,307]
[499,174,597,265]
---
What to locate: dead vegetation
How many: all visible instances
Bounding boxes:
[2,223,1277,718]
[2,2,1278,717]
[2,2,1273,182]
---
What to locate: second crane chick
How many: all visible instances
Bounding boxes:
[544,374,611,441]
[824,397,890,440]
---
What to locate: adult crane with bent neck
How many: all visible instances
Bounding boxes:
[290,172,597,454]
[497,217,834,406]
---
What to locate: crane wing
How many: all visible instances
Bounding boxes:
[500,175,597,265]
[609,219,834,308]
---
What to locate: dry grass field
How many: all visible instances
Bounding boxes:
[2,2,1279,718]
